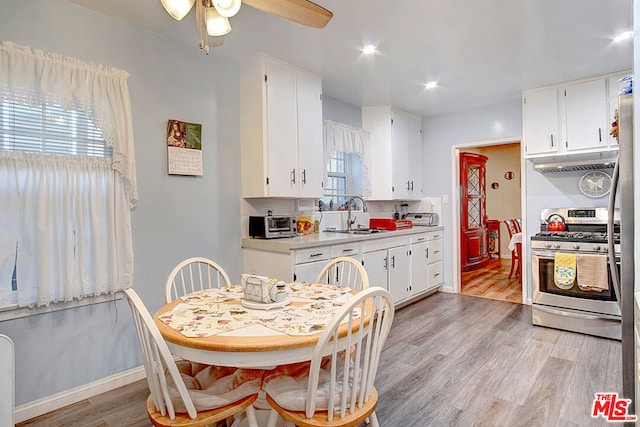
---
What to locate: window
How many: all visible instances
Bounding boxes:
[0,101,112,157]
[323,151,364,208]
[322,120,369,208]
[0,41,137,311]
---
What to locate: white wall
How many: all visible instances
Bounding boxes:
[422,100,523,290]
[0,0,242,407]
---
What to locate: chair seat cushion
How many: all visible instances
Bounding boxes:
[263,359,360,413]
[168,361,262,413]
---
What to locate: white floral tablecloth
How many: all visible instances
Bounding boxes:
[158,283,358,338]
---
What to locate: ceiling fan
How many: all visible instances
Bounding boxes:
[160,0,333,54]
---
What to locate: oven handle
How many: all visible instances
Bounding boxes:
[535,304,620,322]
[532,250,620,263]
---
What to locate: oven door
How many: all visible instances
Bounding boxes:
[531,249,621,317]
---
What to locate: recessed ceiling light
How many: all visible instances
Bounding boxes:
[424,81,438,89]
[362,45,377,55]
[613,31,633,43]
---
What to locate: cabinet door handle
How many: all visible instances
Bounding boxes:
[433,234,441,239]
[417,237,425,242]
[598,128,602,142]
[434,250,441,254]
[426,248,429,258]
[411,181,414,191]
[384,257,388,270]
[302,169,307,184]
[391,255,395,268]
[309,253,324,258]
[550,134,554,147]
[407,180,411,190]
[434,272,440,278]
[342,248,354,253]
[291,168,296,184]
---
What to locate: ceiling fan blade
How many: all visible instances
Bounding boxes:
[243,0,332,29]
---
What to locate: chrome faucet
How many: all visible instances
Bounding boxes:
[346,196,368,231]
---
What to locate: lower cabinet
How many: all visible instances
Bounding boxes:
[242,228,444,306]
[293,246,331,282]
[362,236,411,304]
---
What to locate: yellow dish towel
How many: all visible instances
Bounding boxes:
[554,252,576,290]
[577,254,609,292]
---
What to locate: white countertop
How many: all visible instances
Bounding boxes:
[242,226,444,253]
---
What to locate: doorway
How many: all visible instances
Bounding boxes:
[455,141,523,304]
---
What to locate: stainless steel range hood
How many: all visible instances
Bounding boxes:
[530,150,618,173]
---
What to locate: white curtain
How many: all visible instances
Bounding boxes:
[323,120,371,196]
[0,41,136,307]
[0,40,138,207]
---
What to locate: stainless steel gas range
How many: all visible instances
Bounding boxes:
[531,207,621,340]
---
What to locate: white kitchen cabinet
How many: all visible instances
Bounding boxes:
[563,79,607,152]
[362,236,411,303]
[362,106,423,200]
[241,55,324,198]
[522,87,560,155]
[523,71,627,158]
[293,246,331,282]
[409,235,429,295]
[330,242,362,261]
[409,231,443,297]
[242,228,443,307]
[361,249,389,290]
[427,230,444,288]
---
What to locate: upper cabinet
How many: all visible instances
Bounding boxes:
[523,71,629,158]
[241,55,324,198]
[362,106,423,200]
[522,87,560,155]
[563,79,607,152]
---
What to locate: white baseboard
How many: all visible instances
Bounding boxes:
[14,365,146,424]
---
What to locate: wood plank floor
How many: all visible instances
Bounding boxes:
[461,257,522,304]
[18,293,622,427]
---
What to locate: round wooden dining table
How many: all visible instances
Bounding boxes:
[153,284,366,369]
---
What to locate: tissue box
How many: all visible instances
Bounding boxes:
[240,274,282,303]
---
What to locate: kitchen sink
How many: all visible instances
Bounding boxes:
[324,228,382,234]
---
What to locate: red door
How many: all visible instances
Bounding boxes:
[460,152,489,271]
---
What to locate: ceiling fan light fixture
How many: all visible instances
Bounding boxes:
[206,7,232,36]
[160,0,195,20]
[213,0,242,18]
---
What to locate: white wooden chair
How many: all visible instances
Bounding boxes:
[165,257,232,303]
[124,288,261,427]
[315,256,369,291]
[263,287,394,427]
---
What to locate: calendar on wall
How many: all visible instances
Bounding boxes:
[166,119,203,176]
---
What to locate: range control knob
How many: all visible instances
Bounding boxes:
[593,245,600,252]
[544,242,552,249]
[603,247,608,253]
[554,243,561,249]
[573,244,580,250]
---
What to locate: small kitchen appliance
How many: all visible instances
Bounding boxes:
[369,218,412,230]
[531,207,620,340]
[405,212,439,226]
[249,215,294,239]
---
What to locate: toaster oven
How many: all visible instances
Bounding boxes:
[249,216,294,239]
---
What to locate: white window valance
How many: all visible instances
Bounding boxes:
[323,120,369,160]
[0,40,138,207]
[323,120,371,197]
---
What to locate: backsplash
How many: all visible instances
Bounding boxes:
[241,197,442,237]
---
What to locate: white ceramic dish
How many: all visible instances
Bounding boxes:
[241,297,291,310]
